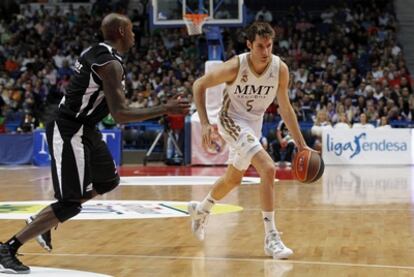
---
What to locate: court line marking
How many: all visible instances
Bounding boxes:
[244,208,414,212]
[0,166,39,170]
[21,252,414,270]
[159,203,189,214]
[29,176,50,182]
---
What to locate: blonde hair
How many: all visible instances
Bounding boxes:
[315,109,330,126]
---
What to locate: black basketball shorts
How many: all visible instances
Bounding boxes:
[46,118,119,200]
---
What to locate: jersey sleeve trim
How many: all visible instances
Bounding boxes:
[91,60,124,81]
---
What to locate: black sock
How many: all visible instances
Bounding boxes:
[6,236,22,255]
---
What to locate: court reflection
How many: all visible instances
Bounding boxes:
[322,166,413,205]
[264,260,293,277]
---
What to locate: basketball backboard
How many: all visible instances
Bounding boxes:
[150,0,244,28]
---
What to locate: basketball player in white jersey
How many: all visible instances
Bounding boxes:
[188,22,314,259]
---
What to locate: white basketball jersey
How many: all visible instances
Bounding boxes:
[219,53,280,126]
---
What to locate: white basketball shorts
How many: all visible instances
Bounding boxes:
[217,117,263,171]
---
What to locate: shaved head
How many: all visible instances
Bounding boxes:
[101,13,131,41]
[100,13,135,54]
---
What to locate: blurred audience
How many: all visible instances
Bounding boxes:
[0,0,412,160]
[271,120,295,164]
[311,110,333,151]
[334,113,351,129]
[376,115,392,129]
[352,113,376,129]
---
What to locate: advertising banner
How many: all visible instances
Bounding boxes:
[322,129,412,165]
[33,129,122,166]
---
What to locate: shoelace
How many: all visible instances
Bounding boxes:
[196,210,209,227]
[200,214,209,227]
[268,232,285,251]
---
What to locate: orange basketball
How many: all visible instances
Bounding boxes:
[292,149,324,183]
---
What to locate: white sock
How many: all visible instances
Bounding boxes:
[198,192,217,213]
[262,211,276,234]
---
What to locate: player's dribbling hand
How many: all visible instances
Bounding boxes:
[165,95,191,115]
[201,123,215,151]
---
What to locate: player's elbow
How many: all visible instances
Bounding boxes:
[192,78,206,95]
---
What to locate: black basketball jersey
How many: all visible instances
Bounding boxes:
[58,42,125,126]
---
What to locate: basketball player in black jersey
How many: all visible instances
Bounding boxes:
[0,13,190,274]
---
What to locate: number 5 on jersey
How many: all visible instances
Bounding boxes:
[246,100,254,112]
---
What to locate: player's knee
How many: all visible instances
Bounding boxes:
[265,159,276,172]
[94,175,120,195]
[259,161,276,180]
[51,200,82,222]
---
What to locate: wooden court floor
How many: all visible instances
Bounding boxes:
[1,165,414,276]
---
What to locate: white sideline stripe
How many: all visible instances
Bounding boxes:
[244,208,414,212]
[119,176,262,186]
[29,176,50,182]
[0,166,38,170]
[21,252,414,270]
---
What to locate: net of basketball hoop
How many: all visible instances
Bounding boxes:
[183,14,208,35]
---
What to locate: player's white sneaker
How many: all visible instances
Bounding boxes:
[264,230,293,259]
[187,201,209,241]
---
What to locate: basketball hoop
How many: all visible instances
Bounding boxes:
[183,14,208,36]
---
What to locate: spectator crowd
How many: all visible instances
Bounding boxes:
[0,0,412,159]
[0,0,203,134]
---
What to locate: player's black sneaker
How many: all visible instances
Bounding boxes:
[0,243,30,274]
[26,216,53,252]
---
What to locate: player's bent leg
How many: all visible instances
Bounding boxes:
[31,201,81,252]
[3,202,75,273]
[251,150,276,211]
[211,165,244,200]
[251,150,294,259]
[189,131,260,241]
[16,205,60,245]
[189,165,244,241]
[27,191,100,253]
[189,132,260,241]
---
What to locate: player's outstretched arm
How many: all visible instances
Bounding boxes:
[276,61,309,151]
[193,57,238,149]
[95,61,190,123]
